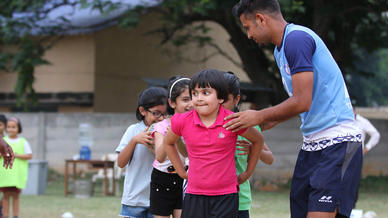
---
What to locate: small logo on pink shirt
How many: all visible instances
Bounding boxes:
[218,131,225,138]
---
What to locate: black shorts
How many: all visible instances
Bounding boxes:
[290,141,363,218]
[150,168,183,216]
[182,193,239,218]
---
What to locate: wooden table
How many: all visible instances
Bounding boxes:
[64,159,115,196]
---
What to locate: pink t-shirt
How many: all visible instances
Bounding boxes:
[152,119,186,173]
[171,106,246,195]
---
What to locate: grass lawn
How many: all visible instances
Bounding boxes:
[13,175,388,217]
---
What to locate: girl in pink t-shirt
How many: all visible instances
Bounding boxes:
[150,76,193,218]
[164,69,264,218]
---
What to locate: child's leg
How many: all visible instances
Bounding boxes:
[10,192,19,217]
[0,196,3,218]
[2,192,10,217]
[172,209,182,218]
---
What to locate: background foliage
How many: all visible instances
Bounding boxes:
[1,0,388,109]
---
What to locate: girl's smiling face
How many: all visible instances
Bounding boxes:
[140,104,167,126]
[6,120,19,138]
[191,85,223,117]
[169,88,193,114]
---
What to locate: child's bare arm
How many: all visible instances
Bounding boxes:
[238,127,264,184]
[260,144,274,165]
[117,130,153,168]
[155,132,168,162]
[15,153,32,160]
[236,141,274,165]
[164,129,187,179]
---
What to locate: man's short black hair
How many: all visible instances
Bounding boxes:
[232,0,281,18]
[189,69,229,103]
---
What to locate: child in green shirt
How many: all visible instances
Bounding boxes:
[223,72,274,218]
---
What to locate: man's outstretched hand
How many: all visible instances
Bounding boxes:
[0,138,15,169]
[223,110,260,132]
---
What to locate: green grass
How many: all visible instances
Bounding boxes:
[11,173,388,218]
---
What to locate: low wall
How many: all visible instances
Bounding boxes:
[3,112,387,181]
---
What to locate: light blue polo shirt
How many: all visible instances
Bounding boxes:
[116,121,154,207]
[274,23,354,136]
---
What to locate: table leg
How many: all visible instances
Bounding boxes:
[112,165,116,196]
[103,162,108,196]
[64,161,68,197]
[72,162,77,180]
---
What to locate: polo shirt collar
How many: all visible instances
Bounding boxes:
[193,105,226,128]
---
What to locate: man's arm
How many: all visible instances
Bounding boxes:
[224,71,313,131]
[0,137,15,169]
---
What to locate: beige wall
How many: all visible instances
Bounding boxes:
[0,13,251,112]
[0,35,95,93]
[93,14,249,112]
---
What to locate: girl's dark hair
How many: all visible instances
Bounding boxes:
[224,71,241,112]
[189,69,228,103]
[167,76,191,115]
[0,114,7,125]
[224,71,241,98]
[8,117,22,133]
[136,87,168,121]
[232,0,281,18]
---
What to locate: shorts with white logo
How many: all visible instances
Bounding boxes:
[290,141,362,218]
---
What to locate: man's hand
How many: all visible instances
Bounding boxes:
[223,110,260,132]
[0,139,15,169]
[363,147,368,156]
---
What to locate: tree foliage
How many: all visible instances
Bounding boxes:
[1,0,388,109]
[148,0,388,106]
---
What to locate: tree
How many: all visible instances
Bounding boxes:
[348,49,388,106]
[1,0,388,109]
[0,0,126,109]
[149,0,388,107]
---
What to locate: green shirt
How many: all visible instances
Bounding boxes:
[235,125,261,211]
[0,136,29,189]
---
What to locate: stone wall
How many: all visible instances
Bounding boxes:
[3,113,387,181]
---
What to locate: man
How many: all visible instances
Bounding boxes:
[353,108,380,155]
[0,138,14,169]
[224,0,363,217]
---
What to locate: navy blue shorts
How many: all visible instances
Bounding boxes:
[290,141,362,218]
[182,193,238,218]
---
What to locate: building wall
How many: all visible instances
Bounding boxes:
[93,14,249,112]
[4,112,388,182]
[0,35,95,93]
[1,13,252,112]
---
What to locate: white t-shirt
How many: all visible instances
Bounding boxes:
[354,114,381,151]
[6,137,32,154]
[115,121,154,207]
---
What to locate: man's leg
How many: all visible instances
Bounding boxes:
[290,150,319,218]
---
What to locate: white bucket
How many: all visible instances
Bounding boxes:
[74,179,93,198]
